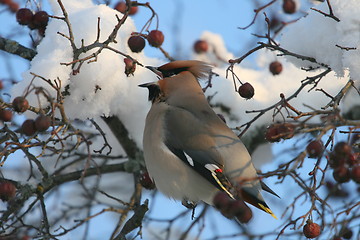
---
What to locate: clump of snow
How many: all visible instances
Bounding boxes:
[280,0,360,80]
[12,0,162,146]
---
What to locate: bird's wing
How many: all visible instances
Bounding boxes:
[164,106,235,199]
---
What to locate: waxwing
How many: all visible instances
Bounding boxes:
[140,60,278,219]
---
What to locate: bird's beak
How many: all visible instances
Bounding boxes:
[146,66,163,79]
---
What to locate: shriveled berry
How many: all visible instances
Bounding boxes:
[303,220,321,239]
[0,109,13,122]
[12,96,29,113]
[333,166,351,183]
[34,115,51,132]
[139,172,155,190]
[194,40,209,53]
[21,119,36,136]
[124,58,136,76]
[238,82,254,99]
[283,0,296,14]
[306,140,324,158]
[147,30,164,48]
[16,8,33,25]
[32,11,49,28]
[128,35,145,53]
[269,61,283,75]
[0,181,16,201]
[114,1,138,15]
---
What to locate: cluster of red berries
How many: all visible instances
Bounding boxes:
[21,115,51,136]
[11,96,51,136]
[0,0,19,13]
[16,8,49,36]
[328,142,359,184]
[213,192,252,223]
[265,123,295,142]
[0,180,16,202]
[114,1,138,16]
[128,30,164,53]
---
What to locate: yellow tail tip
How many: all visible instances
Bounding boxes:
[258,203,278,219]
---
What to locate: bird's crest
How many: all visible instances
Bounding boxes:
[158,60,212,80]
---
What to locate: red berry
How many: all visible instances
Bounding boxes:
[306,140,324,158]
[147,30,164,48]
[333,166,351,183]
[34,115,51,132]
[32,11,49,28]
[265,125,280,142]
[16,8,33,25]
[278,123,295,139]
[283,0,296,14]
[12,96,29,113]
[128,35,145,53]
[213,191,231,210]
[340,227,353,239]
[139,172,155,190]
[334,142,352,157]
[194,40,209,53]
[21,119,37,136]
[0,109,13,122]
[269,61,283,75]
[303,220,321,239]
[238,82,254,99]
[0,181,16,201]
[124,58,136,76]
[232,200,252,223]
[114,1,138,15]
[328,153,346,169]
[350,165,360,183]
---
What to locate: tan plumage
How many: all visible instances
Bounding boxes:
[140,60,277,218]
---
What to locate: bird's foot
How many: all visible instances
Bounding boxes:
[182,199,197,209]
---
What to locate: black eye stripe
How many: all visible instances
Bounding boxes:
[147,84,161,102]
[161,67,188,77]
